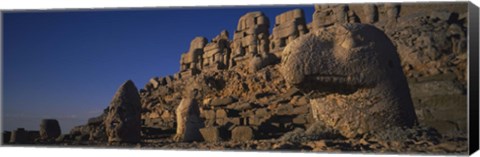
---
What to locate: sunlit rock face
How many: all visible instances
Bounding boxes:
[104,80,142,143]
[280,23,417,138]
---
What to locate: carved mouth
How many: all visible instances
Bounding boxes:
[295,74,361,98]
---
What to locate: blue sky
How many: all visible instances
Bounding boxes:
[2,5,314,133]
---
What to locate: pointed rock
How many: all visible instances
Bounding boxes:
[104,80,142,143]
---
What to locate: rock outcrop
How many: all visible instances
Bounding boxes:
[104,80,142,143]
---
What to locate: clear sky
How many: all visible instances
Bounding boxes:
[2,5,314,133]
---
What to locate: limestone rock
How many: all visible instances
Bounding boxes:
[104,80,142,143]
[39,119,61,140]
[281,24,417,138]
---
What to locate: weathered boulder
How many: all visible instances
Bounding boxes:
[173,89,204,142]
[281,24,417,138]
[39,119,61,140]
[104,80,142,143]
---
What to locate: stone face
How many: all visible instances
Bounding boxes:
[173,90,204,142]
[39,119,61,140]
[281,24,417,138]
[104,80,142,143]
[231,126,253,142]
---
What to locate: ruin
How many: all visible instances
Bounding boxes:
[202,30,231,71]
[44,3,469,153]
[230,11,270,68]
[270,9,308,56]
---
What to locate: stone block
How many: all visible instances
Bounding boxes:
[255,108,269,117]
[239,109,255,117]
[149,77,159,89]
[275,104,295,116]
[204,110,216,120]
[199,127,221,142]
[228,117,241,125]
[210,96,237,106]
[293,105,309,114]
[216,118,227,126]
[292,115,307,125]
[216,109,227,118]
[231,126,253,142]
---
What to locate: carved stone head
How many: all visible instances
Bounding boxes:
[104,80,142,143]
